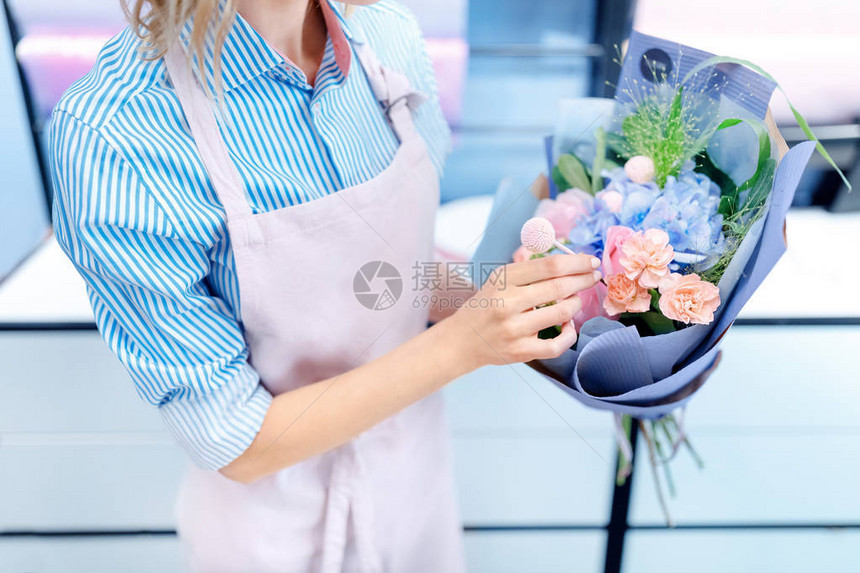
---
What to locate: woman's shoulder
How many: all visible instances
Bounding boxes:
[49,30,212,242]
[355,0,421,24]
[52,27,166,131]
[350,0,424,47]
[349,1,430,79]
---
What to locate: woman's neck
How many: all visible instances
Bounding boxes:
[236,0,328,86]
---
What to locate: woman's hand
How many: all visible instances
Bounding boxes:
[445,254,601,369]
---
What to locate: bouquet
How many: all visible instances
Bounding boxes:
[472,31,849,523]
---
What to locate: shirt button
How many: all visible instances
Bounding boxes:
[313,102,322,113]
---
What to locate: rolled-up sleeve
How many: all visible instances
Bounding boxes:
[49,110,271,470]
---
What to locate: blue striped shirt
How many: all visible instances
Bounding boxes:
[49,0,451,470]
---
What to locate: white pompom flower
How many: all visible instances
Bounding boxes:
[624,155,656,184]
[520,217,556,254]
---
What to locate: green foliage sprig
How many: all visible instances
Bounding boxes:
[609,85,718,187]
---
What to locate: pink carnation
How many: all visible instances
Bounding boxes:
[658,273,721,325]
[534,189,594,237]
[603,273,651,316]
[620,229,674,288]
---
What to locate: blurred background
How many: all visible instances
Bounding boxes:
[0,0,858,571]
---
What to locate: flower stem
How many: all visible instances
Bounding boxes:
[640,421,674,527]
[652,421,676,497]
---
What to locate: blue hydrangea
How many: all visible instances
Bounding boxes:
[564,163,726,264]
[567,208,619,258]
[603,168,661,229]
[641,167,725,256]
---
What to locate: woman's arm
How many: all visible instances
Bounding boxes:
[221,316,469,483]
[221,253,601,483]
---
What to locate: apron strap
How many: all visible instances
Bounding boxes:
[164,43,254,221]
[352,42,427,143]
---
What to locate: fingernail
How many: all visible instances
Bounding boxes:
[591,257,601,269]
[593,270,602,281]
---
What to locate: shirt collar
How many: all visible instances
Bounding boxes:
[179,0,359,93]
[319,0,353,77]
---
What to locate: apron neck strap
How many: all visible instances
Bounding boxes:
[164,43,254,221]
[352,42,426,143]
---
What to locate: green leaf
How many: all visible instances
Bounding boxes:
[718,194,736,218]
[735,119,771,190]
[788,105,849,188]
[683,55,851,189]
[591,127,607,195]
[649,288,661,310]
[551,165,569,194]
[538,325,562,339]
[706,116,773,220]
[640,311,677,335]
[720,118,777,220]
[717,118,743,130]
[557,153,591,192]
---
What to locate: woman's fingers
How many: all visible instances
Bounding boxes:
[458,252,599,368]
[514,271,601,311]
[505,254,599,287]
[529,317,579,360]
[517,295,582,335]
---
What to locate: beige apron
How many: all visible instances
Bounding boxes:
[164,36,465,573]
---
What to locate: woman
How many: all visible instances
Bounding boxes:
[49,0,601,570]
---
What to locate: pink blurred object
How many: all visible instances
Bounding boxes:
[19,28,468,127]
[424,38,468,126]
[574,281,610,332]
[534,190,594,238]
[16,26,120,116]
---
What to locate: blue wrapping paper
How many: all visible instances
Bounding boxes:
[616,31,777,120]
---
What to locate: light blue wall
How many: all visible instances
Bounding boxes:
[0,6,48,280]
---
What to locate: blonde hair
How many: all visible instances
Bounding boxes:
[123,1,354,98]
[123,0,237,99]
